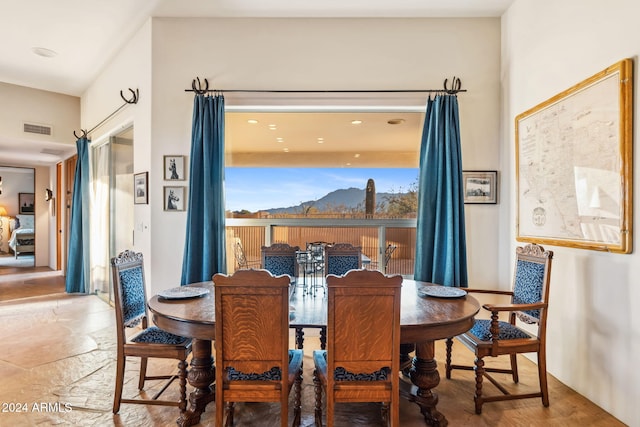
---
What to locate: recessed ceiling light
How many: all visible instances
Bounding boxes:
[32,47,58,58]
[283,148,289,152]
[354,153,360,158]
[317,137,324,144]
[247,119,258,124]
[387,118,405,125]
[346,162,352,166]
[351,120,363,125]
[276,137,284,142]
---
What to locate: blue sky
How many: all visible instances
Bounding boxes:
[225,167,418,212]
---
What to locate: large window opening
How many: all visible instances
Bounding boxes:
[223,109,423,276]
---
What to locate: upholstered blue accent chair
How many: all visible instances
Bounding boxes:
[445,243,554,414]
[324,242,362,277]
[313,269,403,427]
[213,269,304,427]
[111,250,192,414]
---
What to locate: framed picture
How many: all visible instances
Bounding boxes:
[463,171,497,204]
[19,192,35,214]
[133,172,148,204]
[164,155,186,181]
[163,186,186,211]
[516,59,632,253]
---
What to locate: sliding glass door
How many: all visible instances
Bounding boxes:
[90,127,133,302]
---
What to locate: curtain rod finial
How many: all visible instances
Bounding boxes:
[192,77,209,95]
[443,77,462,94]
[120,88,139,104]
[73,129,88,139]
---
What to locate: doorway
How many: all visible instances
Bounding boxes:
[0,166,35,272]
[90,126,134,303]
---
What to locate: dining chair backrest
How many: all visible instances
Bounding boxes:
[324,242,362,276]
[213,269,303,427]
[261,242,300,278]
[512,244,553,324]
[314,269,403,426]
[112,249,147,331]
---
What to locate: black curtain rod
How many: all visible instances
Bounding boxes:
[73,88,139,140]
[185,77,465,95]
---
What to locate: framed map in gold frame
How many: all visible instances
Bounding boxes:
[516,58,633,253]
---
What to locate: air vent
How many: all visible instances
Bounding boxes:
[23,122,52,136]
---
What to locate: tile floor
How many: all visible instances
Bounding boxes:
[0,283,624,427]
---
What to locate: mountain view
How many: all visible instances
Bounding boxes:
[264,187,398,214]
[225,167,419,215]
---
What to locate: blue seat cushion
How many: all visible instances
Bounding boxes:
[227,350,300,381]
[469,319,532,341]
[316,350,390,381]
[131,326,190,345]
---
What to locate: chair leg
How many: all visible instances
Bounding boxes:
[380,402,389,426]
[293,366,303,427]
[178,359,188,412]
[538,350,550,407]
[295,327,305,349]
[320,327,327,350]
[313,370,323,427]
[113,355,126,414]
[225,401,235,427]
[138,356,148,390]
[445,338,453,379]
[510,353,519,383]
[474,357,485,414]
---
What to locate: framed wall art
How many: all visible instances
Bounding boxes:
[19,192,35,214]
[164,155,186,181]
[463,171,498,204]
[516,58,633,253]
[163,186,186,211]
[133,172,148,205]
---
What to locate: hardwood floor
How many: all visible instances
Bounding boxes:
[0,290,623,426]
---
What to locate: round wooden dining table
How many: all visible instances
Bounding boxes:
[148,279,479,427]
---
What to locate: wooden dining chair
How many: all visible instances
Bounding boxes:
[213,269,304,427]
[445,243,554,414]
[324,242,362,277]
[313,269,403,427]
[111,250,192,414]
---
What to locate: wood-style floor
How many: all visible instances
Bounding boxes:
[0,276,624,427]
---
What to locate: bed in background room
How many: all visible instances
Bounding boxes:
[8,214,35,258]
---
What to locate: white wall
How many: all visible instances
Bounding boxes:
[147,17,504,294]
[0,84,80,269]
[502,1,640,425]
[0,82,79,153]
[81,19,153,283]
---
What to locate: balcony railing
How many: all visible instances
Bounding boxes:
[226,217,417,276]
